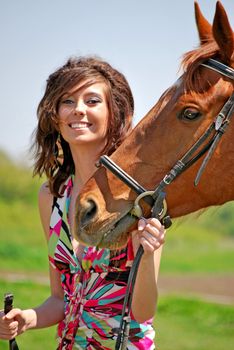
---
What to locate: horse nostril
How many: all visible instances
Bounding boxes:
[80,199,97,227]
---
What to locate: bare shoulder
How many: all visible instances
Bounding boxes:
[39,181,52,199]
[38,181,54,240]
[38,181,53,215]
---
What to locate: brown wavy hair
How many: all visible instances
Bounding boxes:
[31,56,134,197]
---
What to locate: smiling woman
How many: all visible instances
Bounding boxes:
[33,57,134,197]
[0,55,166,350]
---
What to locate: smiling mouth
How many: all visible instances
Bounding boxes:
[69,122,92,129]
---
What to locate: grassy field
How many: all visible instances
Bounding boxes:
[156,295,234,350]
[161,213,234,274]
[0,280,233,350]
[0,150,234,349]
[1,199,234,275]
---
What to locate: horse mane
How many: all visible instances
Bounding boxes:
[180,40,219,92]
[144,40,221,126]
[137,40,221,128]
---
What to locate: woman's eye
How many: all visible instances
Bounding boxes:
[178,108,202,121]
[62,99,74,105]
[87,97,101,105]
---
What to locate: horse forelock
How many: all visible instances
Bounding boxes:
[181,41,220,92]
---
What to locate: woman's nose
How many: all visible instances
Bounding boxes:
[74,101,85,115]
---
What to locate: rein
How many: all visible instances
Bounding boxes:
[99,58,234,350]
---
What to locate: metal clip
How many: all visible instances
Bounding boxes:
[130,191,155,218]
[215,113,225,130]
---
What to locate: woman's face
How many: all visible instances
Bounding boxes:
[57,80,110,149]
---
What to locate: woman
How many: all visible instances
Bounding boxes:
[0,56,165,349]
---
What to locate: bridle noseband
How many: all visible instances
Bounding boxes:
[98,58,234,350]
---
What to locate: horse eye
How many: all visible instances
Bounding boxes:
[179,108,201,121]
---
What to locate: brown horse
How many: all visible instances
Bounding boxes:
[74,1,234,249]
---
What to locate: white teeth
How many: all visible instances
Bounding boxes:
[70,123,90,129]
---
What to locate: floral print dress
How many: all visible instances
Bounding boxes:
[48,176,155,349]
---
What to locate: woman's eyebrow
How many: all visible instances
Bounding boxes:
[84,91,104,98]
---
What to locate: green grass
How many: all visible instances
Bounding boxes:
[1,198,234,275]
[156,295,234,350]
[0,279,234,350]
[0,200,48,272]
[160,214,234,274]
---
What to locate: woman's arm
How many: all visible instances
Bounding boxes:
[0,183,65,340]
[131,218,165,323]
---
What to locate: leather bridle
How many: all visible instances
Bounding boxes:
[98,58,234,350]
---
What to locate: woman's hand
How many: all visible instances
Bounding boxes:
[131,217,166,321]
[0,308,27,340]
[132,217,166,255]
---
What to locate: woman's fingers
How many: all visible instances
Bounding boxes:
[137,217,166,253]
[3,308,22,321]
[0,308,22,340]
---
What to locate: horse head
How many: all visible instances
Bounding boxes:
[74,1,234,249]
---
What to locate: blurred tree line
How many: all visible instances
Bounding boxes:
[0,150,42,205]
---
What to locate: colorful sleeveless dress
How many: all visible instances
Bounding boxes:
[48,176,156,349]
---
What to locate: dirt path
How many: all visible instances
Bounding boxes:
[0,271,234,305]
[158,274,234,305]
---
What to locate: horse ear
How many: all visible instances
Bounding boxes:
[213,1,234,63]
[194,1,212,44]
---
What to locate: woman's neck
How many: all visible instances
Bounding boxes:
[70,144,101,191]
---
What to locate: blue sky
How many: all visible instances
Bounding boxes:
[0,0,233,160]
